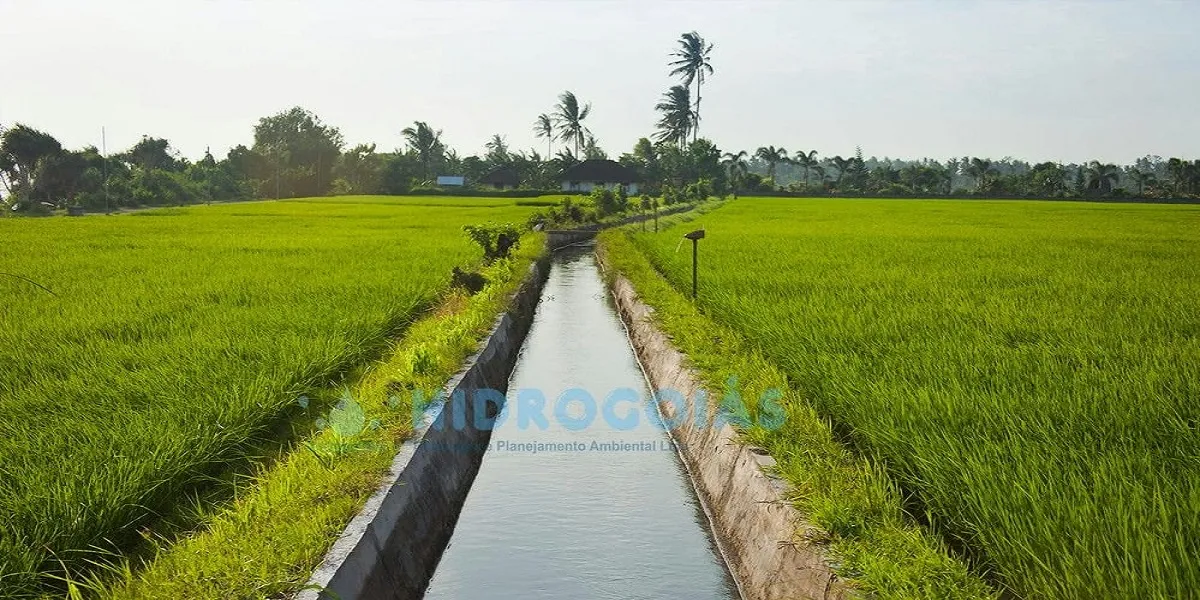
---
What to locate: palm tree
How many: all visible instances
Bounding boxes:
[1085,161,1120,195]
[654,85,696,148]
[533,114,554,158]
[965,157,997,193]
[485,134,510,166]
[811,164,829,189]
[828,155,852,188]
[401,121,443,182]
[668,31,714,143]
[554,91,591,157]
[755,146,788,185]
[583,134,606,160]
[722,150,749,197]
[793,150,818,191]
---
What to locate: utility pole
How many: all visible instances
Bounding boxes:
[102,127,110,214]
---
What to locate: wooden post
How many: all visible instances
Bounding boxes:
[683,229,705,299]
[691,237,698,298]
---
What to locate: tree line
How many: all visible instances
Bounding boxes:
[3,30,1196,215]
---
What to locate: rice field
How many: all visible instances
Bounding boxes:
[623,198,1200,599]
[0,196,536,597]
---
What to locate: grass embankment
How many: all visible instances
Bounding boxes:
[0,196,538,597]
[608,197,1200,599]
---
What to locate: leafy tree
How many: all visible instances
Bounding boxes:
[125,136,180,172]
[380,152,422,194]
[1028,162,1066,197]
[533,113,555,158]
[686,139,724,191]
[463,223,521,262]
[400,121,444,184]
[0,124,63,204]
[755,146,788,186]
[32,150,89,207]
[554,91,591,156]
[333,143,383,194]
[1164,157,1198,196]
[253,107,343,198]
[668,31,714,142]
[654,85,696,148]
[1128,169,1157,196]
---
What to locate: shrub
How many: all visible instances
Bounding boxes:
[462,222,521,263]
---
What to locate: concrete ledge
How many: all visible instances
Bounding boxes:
[606,272,850,600]
[296,256,550,600]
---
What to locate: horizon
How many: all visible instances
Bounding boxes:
[2,0,1198,165]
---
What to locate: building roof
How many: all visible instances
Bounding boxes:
[560,159,641,183]
[479,167,520,186]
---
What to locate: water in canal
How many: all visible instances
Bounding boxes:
[424,247,738,599]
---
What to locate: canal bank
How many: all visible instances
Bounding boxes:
[423,246,737,599]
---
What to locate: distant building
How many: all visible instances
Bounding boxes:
[478,167,520,190]
[560,159,640,195]
[436,175,465,187]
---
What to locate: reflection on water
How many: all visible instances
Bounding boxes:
[423,248,737,599]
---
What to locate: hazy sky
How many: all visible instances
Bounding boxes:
[2,1,1197,165]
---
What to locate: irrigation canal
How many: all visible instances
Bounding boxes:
[423,246,738,599]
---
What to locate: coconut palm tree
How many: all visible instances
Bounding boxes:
[755,146,788,185]
[965,157,997,193]
[401,121,443,182]
[828,155,852,188]
[668,31,714,142]
[554,91,591,157]
[533,113,554,158]
[792,149,818,191]
[582,134,606,160]
[722,150,749,197]
[485,134,510,166]
[1085,161,1120,194]
[811,164,829,189]
[654,85,696,148]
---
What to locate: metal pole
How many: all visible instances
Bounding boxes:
[691,238,698,299]
[102,127,109,213]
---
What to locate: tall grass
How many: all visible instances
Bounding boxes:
[628,198,1200,599]
[0,197,535,597]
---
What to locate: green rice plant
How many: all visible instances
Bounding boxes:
[0,196,537,597]
[99,237,544,599]
[617,197,1200,599]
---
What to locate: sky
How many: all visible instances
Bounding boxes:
[2,0,1197,165]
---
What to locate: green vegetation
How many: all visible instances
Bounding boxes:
[102,238,543,599]
[0,196,537,597]
[600,213,993,600]
[611,198,1200,598]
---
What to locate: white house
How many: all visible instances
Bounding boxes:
[560,159,640,195]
